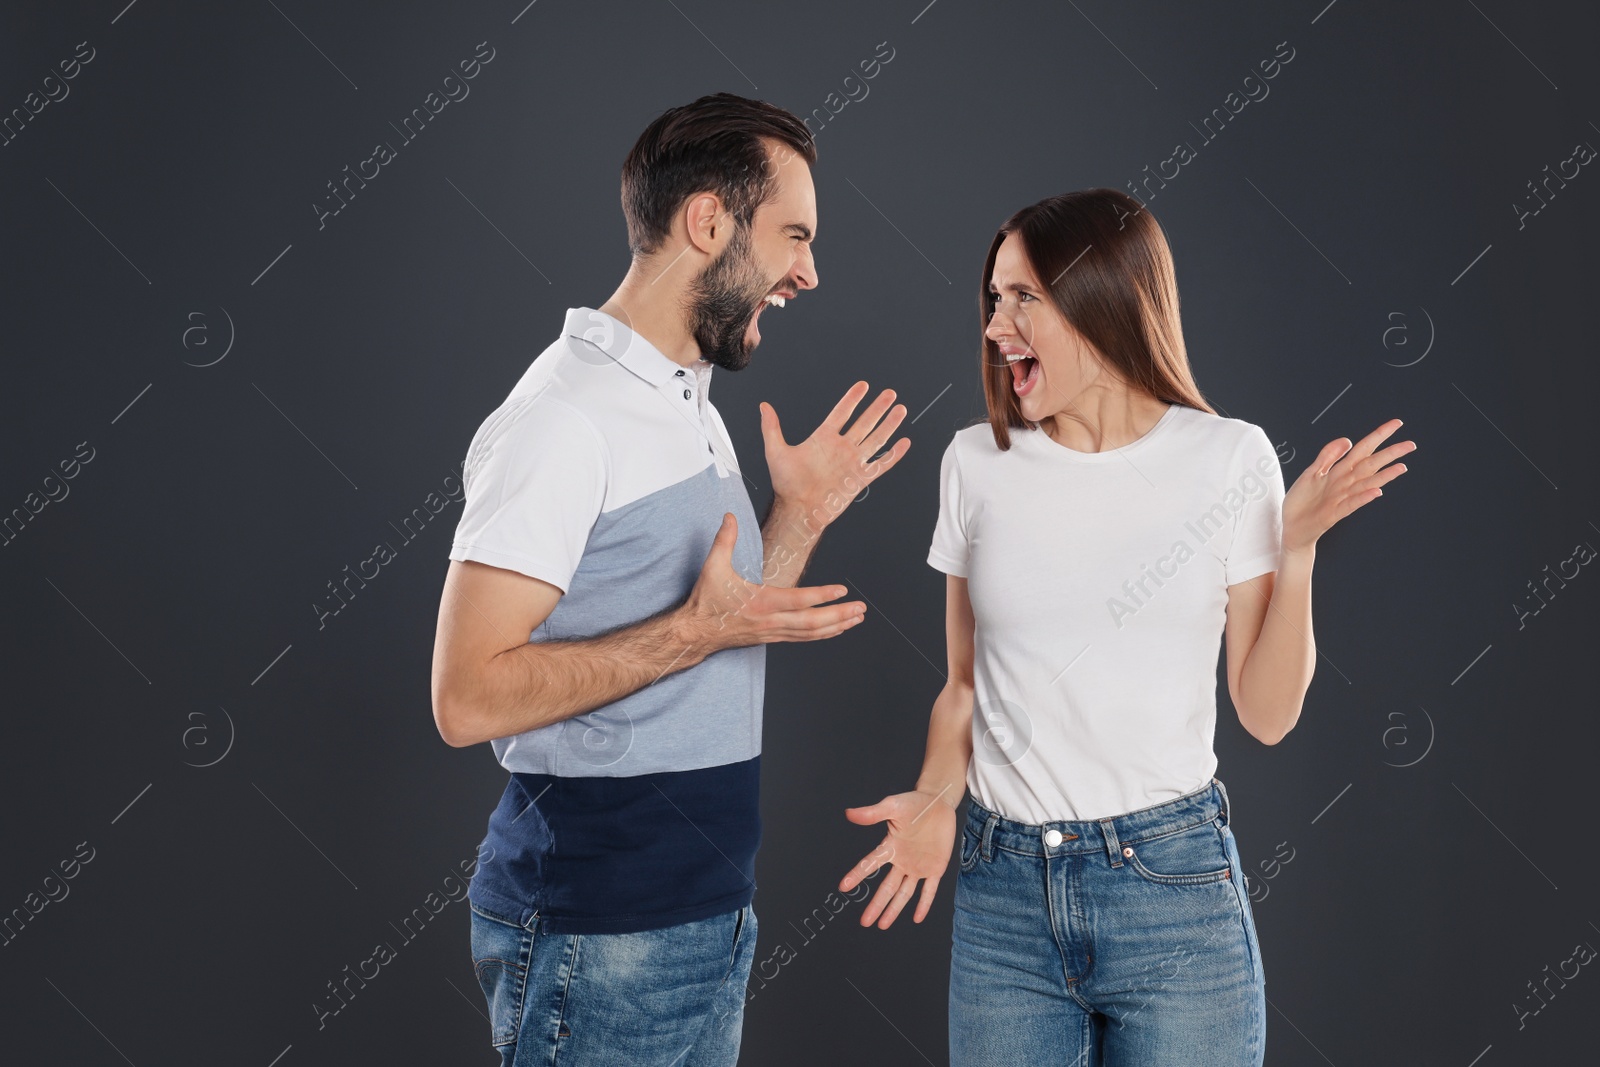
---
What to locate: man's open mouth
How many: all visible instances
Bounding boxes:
[746,288,797,344]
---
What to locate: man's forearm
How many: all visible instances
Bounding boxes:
[446,606,713,747]
[761,495,833,588]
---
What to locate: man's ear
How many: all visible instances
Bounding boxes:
[683,193,729,255]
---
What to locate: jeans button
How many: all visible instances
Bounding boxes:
[1044,829,1063,847]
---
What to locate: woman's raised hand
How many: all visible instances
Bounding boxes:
[839,789,959,929]
[1282,418,1415,552]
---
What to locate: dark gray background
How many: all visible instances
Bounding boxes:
[3,0,1596,1063]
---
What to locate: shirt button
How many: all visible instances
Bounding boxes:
[683,388,692,399]
[675,369,686,376]
[1044,829,1063,847]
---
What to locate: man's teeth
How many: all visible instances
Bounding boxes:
[763,294,786,308]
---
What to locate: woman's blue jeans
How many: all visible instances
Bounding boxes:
[950,777,1265,1066]
[468,901,757,1066]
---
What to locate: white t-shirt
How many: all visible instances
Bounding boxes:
[927,403,1285,823]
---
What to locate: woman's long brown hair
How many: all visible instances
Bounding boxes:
[978,189,1216,450]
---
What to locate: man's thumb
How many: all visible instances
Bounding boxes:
[710,512,738,558]
[759,401,785,446]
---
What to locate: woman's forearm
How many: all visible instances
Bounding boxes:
[915,681,976,811]
[1238,544,1318,744]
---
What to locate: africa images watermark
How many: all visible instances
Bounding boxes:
[799,40,896,143]
[311,844,493,1030]
[1117,39,1297,220]
[0,39,96,150]
[312,464,466,630]
[313,41,497,231]
[1,840,97,949]
[743,879,874,1005]
[1,439,97,550]
[1104,449,1279,630]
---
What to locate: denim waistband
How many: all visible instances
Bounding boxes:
[964,777,1232,867]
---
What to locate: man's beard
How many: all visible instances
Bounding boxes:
[686,222,771,372]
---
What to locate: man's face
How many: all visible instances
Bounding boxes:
[687,140,818,371]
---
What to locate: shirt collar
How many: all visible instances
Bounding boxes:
[563,307,712,391]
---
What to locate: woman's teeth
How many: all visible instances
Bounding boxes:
[1009,354,1040,396]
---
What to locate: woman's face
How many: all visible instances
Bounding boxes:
[985,231,1105,424]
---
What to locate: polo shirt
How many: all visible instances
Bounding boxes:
[448,306,766,934]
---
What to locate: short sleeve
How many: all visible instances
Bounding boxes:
[927,436,970,577]
[1224,424,1285,585]
[448,396,607,594]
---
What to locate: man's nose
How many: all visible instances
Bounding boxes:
[792,244,818,291]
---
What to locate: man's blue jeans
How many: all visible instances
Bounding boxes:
[950,777,1266,1065]
[469,901,757,1065]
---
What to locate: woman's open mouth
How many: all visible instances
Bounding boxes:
[1007,352,1040,397]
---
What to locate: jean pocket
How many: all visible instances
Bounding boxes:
[469,902,533,1047]
[959,825,982,872]
[1121,819,1232,886]
[726,905,758,978]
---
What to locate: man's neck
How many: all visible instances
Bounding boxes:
[597,254,704,370]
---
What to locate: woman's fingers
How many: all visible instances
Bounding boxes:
[861,866,904,927]
[876,871,921,929]
[912,875,942,924]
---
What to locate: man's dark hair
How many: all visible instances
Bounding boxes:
[621,93,817,257]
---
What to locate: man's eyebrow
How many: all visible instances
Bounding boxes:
[782,222,814,241]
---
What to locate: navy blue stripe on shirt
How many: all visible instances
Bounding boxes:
[468,756,761,934]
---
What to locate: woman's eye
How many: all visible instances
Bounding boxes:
[1017,291,1035,303]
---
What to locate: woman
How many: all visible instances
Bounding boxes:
[838,189,1413,1065]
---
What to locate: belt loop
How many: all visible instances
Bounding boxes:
[1100,817,1123,867]
[1213,776,1231,826]
[522,909,540,932]
[980,812,998,862]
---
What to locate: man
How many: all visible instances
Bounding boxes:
[431,93,910,1065]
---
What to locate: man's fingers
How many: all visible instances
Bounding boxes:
[857,400,908,454]
[845,389,899,446]
[756,581,851,612]
[764,602,866,640]
[819,380,871,435]
[861,437,912,485]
